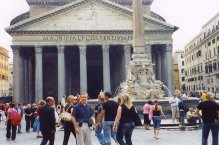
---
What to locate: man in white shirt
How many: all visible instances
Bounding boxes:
[169,95,180,123]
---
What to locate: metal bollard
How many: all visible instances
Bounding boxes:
[179,109,185,130]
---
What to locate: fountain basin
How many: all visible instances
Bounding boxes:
[88,97,199,118]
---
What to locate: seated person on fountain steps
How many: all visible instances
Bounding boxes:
[186,107,201,125]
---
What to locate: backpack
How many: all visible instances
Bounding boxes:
[11,110,22,126]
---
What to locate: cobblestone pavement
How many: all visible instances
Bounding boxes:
[0,120,206,145]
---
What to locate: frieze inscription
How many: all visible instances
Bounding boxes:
[42,35,133,42]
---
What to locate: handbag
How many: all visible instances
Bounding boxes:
[134,107,142,126]
[60,105,72,122]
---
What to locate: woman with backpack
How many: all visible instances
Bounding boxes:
[5,103,18,140]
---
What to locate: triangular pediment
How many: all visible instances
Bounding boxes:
[6,0,176,33]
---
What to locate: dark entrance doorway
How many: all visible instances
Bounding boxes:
[65,46,80,96]
[87,46,103,99]
[43,47,58,103]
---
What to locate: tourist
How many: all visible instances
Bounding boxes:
[175,90,185,110]
[72,92,94,145]
[99,92,119,145]
[151,100,166,139]
[61,95,67,108]
[143,100,152,130]
[30,103,37,130]
[113,93,136,145]
[4,103,10,118]
[186,107,201,125]
[5,103,17,140]
[25,104,32,132]
[0,101,5,122]
[95,94,105,145]
[62,95,76,145]
[39,97,56,145]
[17,104,23,133]
[169,94,180,123]
[201,90,207,101]
[195,92,219,145]
[36,100,46,138]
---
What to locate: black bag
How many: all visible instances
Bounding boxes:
[134,107,142,126]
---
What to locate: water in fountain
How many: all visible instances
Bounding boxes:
[162,84,173,97]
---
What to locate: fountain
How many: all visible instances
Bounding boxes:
[115,0,165,100]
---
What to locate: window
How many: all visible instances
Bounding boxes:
[181,69,184,73]
[205,65,209,73]
[218,46,219,55]
[209,64,213,73]
[212,87,215,93]
[182,61,184,66]
[208,41,211,46]
[212,39,215,44]
[213,62,217,70]
[182,77,185,81]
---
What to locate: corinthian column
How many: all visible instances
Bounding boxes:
[11,46,21,104]
[57,45,65,103]
[165,44,174,93]
[35,46,43,103]
[123,45,131,79]
[79,45,87,93]
[102,45,111,92]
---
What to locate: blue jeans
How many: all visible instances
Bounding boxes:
[116,122,135,145]
[103,121,117,145]
[152,116,161,130]
[95,125,104,145]
[35,118,40,133]
[202,122,219,145]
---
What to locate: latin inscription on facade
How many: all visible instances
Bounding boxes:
[42,35,133,42]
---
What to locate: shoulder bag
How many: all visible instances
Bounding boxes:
[60,105,72,122]
[134,107,142,126]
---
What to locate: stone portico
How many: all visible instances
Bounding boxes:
[7,0,177,104]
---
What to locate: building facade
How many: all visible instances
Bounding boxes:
[184,12,219,93]
[0,47,9,96]
[173,63,179,90]
[173,50,185,91]
[6,0,177,104]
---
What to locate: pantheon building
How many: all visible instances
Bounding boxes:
[6,0,177,104]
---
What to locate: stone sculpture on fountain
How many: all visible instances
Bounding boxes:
[115,0,166,100]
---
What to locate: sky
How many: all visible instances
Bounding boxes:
[0,0,219,62]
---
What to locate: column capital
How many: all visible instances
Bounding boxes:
[166,44,173,52]
[11,46,20,54]
[102,45,110,53]
[79,45,87,54]
[145,44,152,49]
[35,46,43,54]
[57,45,65,53]
[124,45,132,53]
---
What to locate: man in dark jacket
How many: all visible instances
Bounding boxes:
[39,97,56,145]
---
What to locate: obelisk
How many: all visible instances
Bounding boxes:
[132,0,150,65]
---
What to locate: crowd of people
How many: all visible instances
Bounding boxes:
[0,89,219,145]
